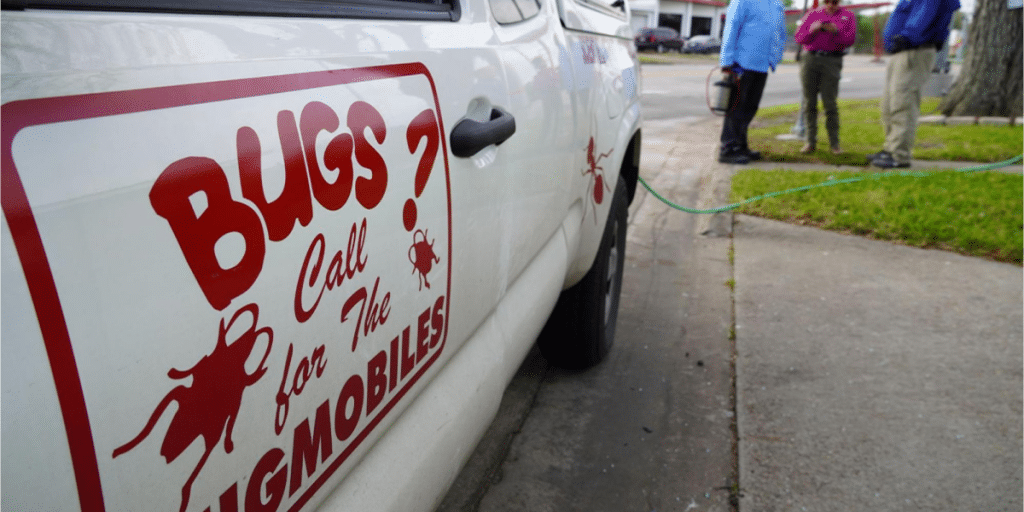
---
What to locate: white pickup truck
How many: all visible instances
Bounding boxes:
[0,0,642,510]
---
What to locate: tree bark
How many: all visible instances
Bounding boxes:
[939,0,1023,117]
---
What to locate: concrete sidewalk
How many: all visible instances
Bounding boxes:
[734,215,1023,511]
[684,113,1024,510]
[644,115,1022,510]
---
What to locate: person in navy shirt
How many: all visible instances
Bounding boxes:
[868,0,960,168]
[717,0,788,164]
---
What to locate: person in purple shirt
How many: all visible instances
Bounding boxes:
[794,0,856,154]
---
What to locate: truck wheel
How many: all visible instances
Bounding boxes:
[539,176,628,369]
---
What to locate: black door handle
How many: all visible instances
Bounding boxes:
[449,107,516,158]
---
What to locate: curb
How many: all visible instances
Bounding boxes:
[920,115,1023,126]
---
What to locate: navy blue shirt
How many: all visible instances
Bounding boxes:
[883,0,960,50]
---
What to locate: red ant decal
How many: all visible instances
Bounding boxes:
[582,136,613,222]
[112,303,273,512]
[409,228,440,291]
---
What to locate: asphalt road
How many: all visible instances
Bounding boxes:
[640,53,890,120]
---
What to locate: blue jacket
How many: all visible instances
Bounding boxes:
[719,0,788,73]
[884,0,960,50]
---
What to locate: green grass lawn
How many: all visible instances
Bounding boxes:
[731,168,1023,264]
[748,98,1024,165]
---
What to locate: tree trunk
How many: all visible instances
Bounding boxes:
[939,0,1023,117]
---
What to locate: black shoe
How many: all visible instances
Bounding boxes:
[719,151,751,164]
[744,149,762,161]
[865,150,886,164]
[870,151,910,169]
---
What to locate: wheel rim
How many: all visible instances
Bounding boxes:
[604,216,620,324]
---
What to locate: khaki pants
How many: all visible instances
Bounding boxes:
[800,52,843,148]
[881,47,936,164]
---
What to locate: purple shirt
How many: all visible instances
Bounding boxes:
[794,7,856,53]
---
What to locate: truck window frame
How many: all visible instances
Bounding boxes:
[0,0,461,21]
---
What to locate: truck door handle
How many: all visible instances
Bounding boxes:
[449,107,516,158]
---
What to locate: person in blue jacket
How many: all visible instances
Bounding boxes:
[867,0,960,168]
[717,0,788,164]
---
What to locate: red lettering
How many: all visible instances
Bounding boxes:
[294,234,326,323]
[347,219,369,281]
[290,400,334,496]
[400,326,415,380]
[389,336,399,391]
[431,295,445,348]
[341,276,391,352]
[348,101,388,209]
[335,374,364,441]
[246,448,286,512]
[203,483,238,512]
[417,307,431,362]
[150,157,265,311]
[294,220,369,323]
[366,351,387,414]
[301,101,354,211]
[406,108,440,198]
[275,343,328,435]
[238,111,313,242]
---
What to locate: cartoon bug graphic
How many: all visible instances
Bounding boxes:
[409,228,441,291]
[112,303,273,512]
[582,136,614,223]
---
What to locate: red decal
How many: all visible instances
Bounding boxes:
[3,63,452,512]
[582,136,613,223]
[403,109,440,232]
[246,448,287,512]
[111,304,274,512]
[275,343,328,435]
[239,111,314,243]
[340,276,392,352]
[293,220,368,324]
[290,400,334,496]
[150,157,267,311]
[301,101,354,212]
[348,101,388,210]
[334,375,364,442]
[409,229,440,291]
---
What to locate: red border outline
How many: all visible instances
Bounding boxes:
[1,63,453,512]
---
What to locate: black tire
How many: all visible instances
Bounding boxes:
[538,176,628,369]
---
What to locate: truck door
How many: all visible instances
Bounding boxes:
[554,0,641,281]
[0,3,518,511]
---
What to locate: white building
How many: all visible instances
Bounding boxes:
[630,0,727,39]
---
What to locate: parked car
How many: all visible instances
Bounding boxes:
[683,35,722,54]
[635,27,686,53]
[0,0,642,511]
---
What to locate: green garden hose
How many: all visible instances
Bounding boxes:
[638,155,1023,215]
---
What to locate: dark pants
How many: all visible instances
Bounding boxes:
[800,52,843,148]
[719,70,768,155]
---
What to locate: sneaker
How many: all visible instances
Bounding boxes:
[718,151,751,164]
[800,143,815,154]
[865,150,886,164]
[870,151,910,168]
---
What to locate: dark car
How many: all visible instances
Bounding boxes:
[682,35,721,54]
[635,27,685,53]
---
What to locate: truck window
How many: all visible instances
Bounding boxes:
[0,0,461,21]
